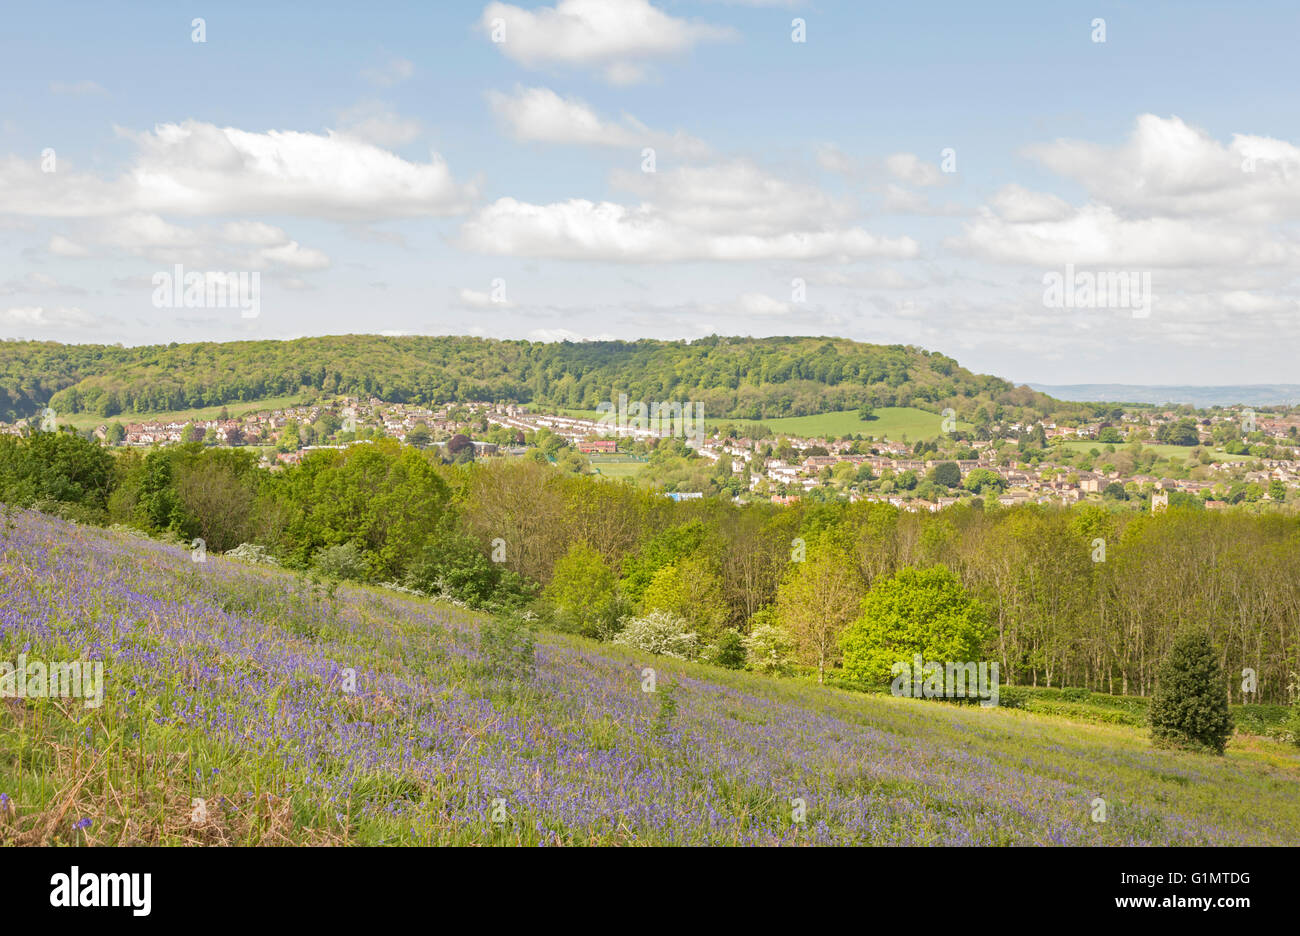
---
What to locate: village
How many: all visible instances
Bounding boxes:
[5,396,1299,512]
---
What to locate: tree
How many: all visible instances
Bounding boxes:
[543,542,621,638]
[1148,627,1233,755]
[405,423,432,447]
[839,564,990,690]
[642,555,729,639]
[963,468,1003,495]
[931,461,961,488]
[773,536,864,683]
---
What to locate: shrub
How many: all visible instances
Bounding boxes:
[225,542,281,566]
[477,614,536,682]
[708,629,747,669]
[612,610,699,660]
[404,527,500,608]
[543,542,623,639]
[312,542,366,581]
[1148,627,1233,755]
[743,617,796,676]
[1284,704,1300,748]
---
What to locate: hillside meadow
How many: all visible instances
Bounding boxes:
[1,509,1296,846]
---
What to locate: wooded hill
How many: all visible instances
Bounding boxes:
[0,334,1080,425]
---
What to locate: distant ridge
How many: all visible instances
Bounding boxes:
[1029,384,1300,408]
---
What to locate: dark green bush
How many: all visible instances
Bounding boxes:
[1149,628,1233,755]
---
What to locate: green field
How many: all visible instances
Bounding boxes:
[1056,440,1250,464]
[557,406,967,442]
[711,407,970,442]
[588,455,648,479]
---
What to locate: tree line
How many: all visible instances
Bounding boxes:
[5,430,1298,703]
[6,334,1090,426]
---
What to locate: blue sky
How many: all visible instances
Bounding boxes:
[2,0,1298,385]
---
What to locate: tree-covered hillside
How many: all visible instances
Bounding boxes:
[0,334,1074,423]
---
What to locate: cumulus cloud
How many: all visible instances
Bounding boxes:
[64,212,331,271]
[0,305,99,329]
[480,0,735,84]
[987,184,1072,223]
[1025,114,1300,222]
[461,196,918,262]
[461,158,917,262]
[487,85,709,157]
[952,116,1300,275]
[0,120,476,221]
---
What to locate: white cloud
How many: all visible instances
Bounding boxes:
[487,85,709,157]
[0,120,476,221]
[457,287,511,309]
[1025,114,1300,222]
[987,184,1072,223]
[884,152,948,187]
[881,184,966,216]
[48,234,89,257]
[63,212,332,272]
[0,305,98,329]
[335,101,423,147]
[608,160,855,235]
[735,292,791,316]
[480,0,735,84]
[0,271,85,296]
[461,196,918,262]
[953,203,1298,269]
[816,144,856,175]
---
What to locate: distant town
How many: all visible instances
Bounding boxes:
[5,395,1298,512]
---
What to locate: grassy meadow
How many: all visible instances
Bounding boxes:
[0,508,1296,846]
[558,406,968,442]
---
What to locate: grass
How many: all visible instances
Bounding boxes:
[558,406,968,442]
[587,454,648,479]
[1,508,1297,846]
[1055,440,1251,464]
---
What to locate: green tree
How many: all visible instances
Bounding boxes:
[931,461,961,488]
[839,564,990,690]
[1148,627,1233,755]
[642,555,729,639]
[543,542,621,638]
[773,536,863,683]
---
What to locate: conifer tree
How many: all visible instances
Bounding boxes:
[1149,628,1233,755]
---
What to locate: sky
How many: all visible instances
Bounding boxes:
[1,0,1298,386]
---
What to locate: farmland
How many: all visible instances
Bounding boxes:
[1,509,1296,846]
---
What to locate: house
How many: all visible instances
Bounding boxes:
[577,440,618,454]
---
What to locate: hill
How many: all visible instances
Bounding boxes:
[2,508,1297,845]
[1031,383,1300,408]
[0,334,1073,425]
